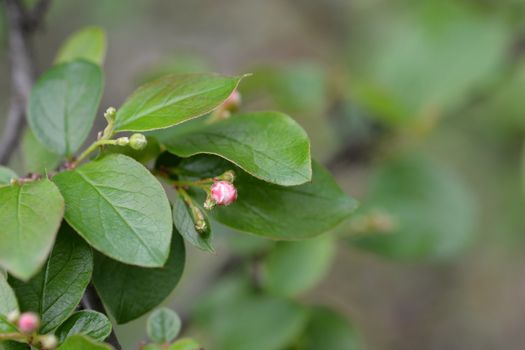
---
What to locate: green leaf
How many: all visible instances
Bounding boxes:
[10,228,93,333]
[21,129,61,174]
[113,73,242,132]
[27,60,104,156]
[196,292,307,350]
[147,308,181,344]
[299,306,361,350]
[92,232,185,324]
[349,154,476,261]
[0,167,17,185]
[262,236,335,297]
[160,111,312,186]
[55,311,112,344]
[182,156,357,239]
[55,26,107,65]
[53,154,172,267]
[172,193,213,252]
[0,317,24,350]
[0,316,29,350]
[0,179,64,280]
[0,341,29,350]
[169,339,201,350]
[57,335,112,350]
[240,64,336,161]
[350,1,509,125]
[243,63,327,113]
[0,315,16,333]
[0,275,18,316]
[142,345,162,350]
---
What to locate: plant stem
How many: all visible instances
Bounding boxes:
[172,180,211,191]
[0,333,27,341]
[81,284,122,350]
[176,187,195,205]
[0,0,44,164]
[73,139,116,167]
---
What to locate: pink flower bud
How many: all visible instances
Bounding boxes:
[222,90,241,112]
[17,312,39,333]
[210,181,237,206]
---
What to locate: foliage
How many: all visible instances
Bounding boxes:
[0,24,357,349]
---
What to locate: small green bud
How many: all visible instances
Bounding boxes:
[7,310,19,323]
[129,133,147,150]
[115,137,129,146]
[222,90,241,112]
[218,170,235,183]
[191,205,207,233]
[40,334,58,349]
[104,107,117,123]
[195,219,207,233]
[203,195,216,210]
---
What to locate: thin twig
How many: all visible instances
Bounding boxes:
[0,0,51,165]
[0,0,35,164]
[24,0,52,31]
[81,284,122,350]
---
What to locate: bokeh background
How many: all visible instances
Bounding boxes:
[2,0,525,349]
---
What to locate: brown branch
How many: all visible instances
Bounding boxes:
[23,0,52,31]
[0,0,50,165]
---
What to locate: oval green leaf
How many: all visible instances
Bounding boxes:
[28,60,104,156]
[182,156,357,239]
[92,232,185,324]
[55,311,112,344]
[0,167,17,185]
[55,26,107,65]
[0,342,28,350]
[0,315,16,333]
[169,339,201,350]
[143,345,162,350]
[0,179,64,280]
[160,111,312,186]
[53,154,172,267]
[196,292,307,350]
[147,308,181,344]
[173,193,214,252]
[113,73,242,132]
[57,335,112,350]
[0,276,18,316]
[262,236,335,297]
[349,154,476,261]
[21,129,61,174]
[10,227,93,333]
[299,306,361,350]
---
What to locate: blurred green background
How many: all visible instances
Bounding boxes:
[3,0,525,349]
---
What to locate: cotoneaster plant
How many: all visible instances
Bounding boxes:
[0,26,357,349]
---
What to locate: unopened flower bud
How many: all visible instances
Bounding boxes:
[115,137,129,146]
[7,310,19,323]
[222,90,241,112]
[203,196,216,210]
[218,170,235,183]
[17,312,39,334]
[40,334,58,349]
[210,181,237,206]
[190,205,207,233]
[195,219,207,233]
[104,107,117,123]
[129,133,147,150]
